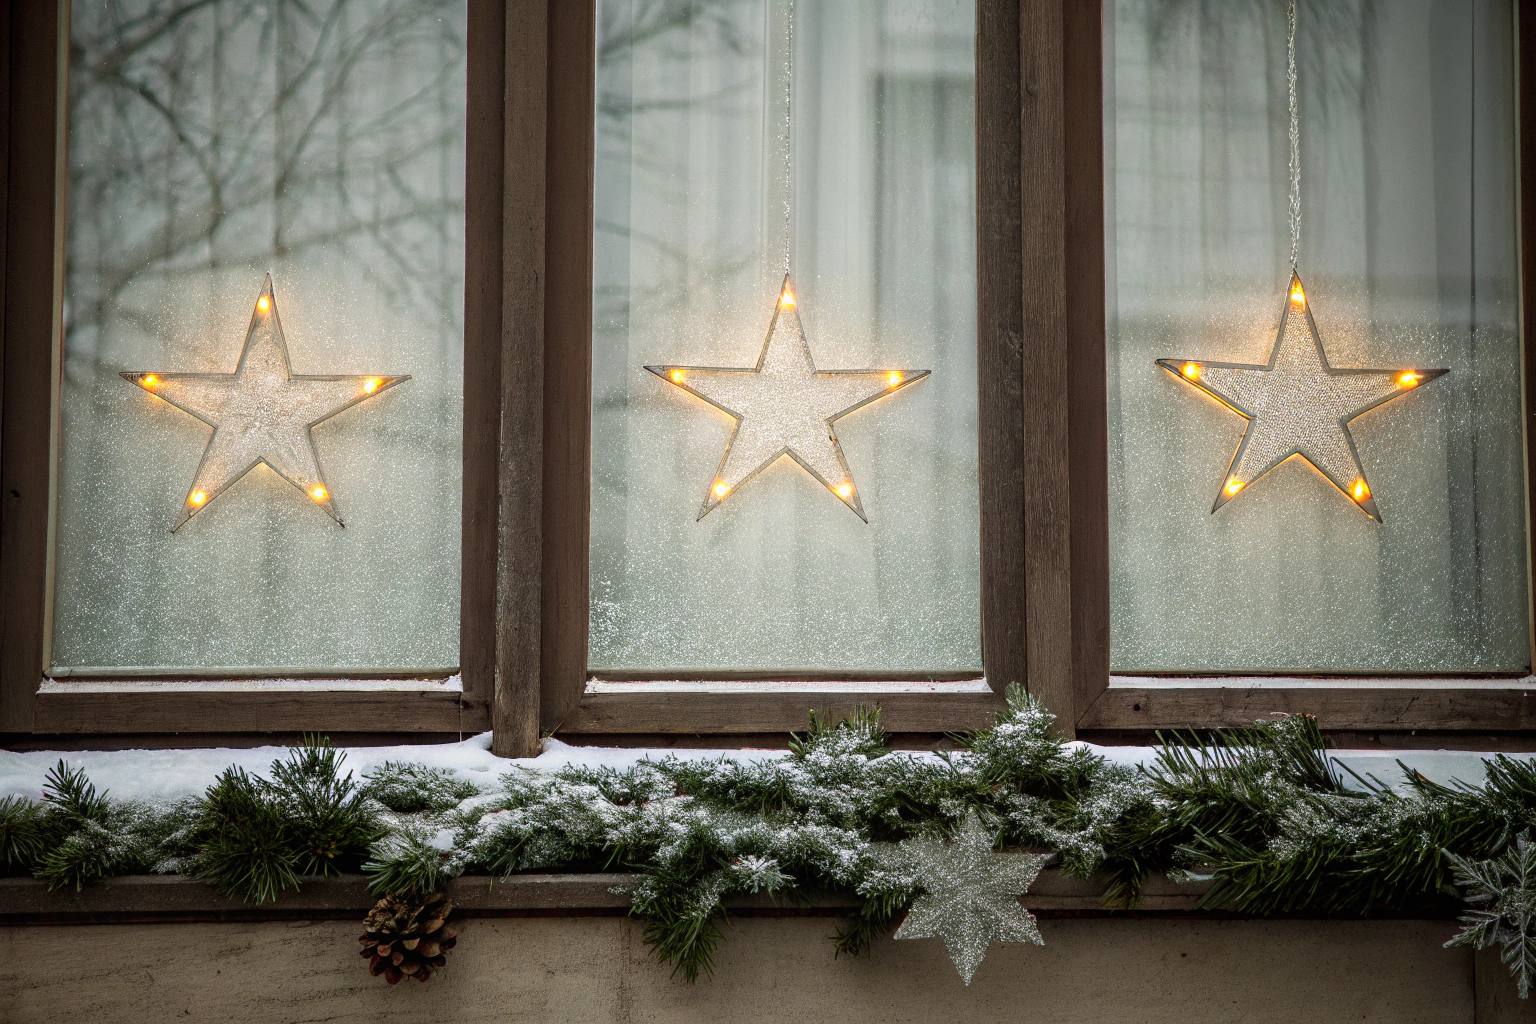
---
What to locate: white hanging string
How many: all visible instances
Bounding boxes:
[783,0,794,275]
[1287,0,1301,271]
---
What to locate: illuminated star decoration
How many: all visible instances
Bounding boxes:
[122,274,408,530]
[1158,272,1446,521]
[876,811,1047,985]
[646,275,927,521]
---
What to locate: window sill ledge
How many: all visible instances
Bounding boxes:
[0,869,1212,922]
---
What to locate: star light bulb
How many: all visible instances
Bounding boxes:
[646,272,929,522]
[1161,270,1446,522]
[125,275,411,530]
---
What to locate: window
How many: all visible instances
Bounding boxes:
[1106,0,1526,675]
[1081,0,1536,734]
[588,0,982,677]
[54,0,467,676]
[1,0,496,737]
[511,0,1043,741]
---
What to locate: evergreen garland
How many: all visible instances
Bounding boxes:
[1,690,1533,991]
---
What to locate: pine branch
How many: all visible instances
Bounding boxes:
[363,762,481,813]
[10,704,1536,993]
[43,760,111,822]
[192,767,301,903]
[835,893,904,957]
[0,797,46,874]
[269,738,382,877]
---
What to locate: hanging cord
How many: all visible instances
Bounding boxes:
[1287,0,1301,271]
[783,0,794,275]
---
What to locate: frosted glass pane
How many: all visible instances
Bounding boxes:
[590,0,981,674]
[1106,0,1530,673]
[52,1,466,673]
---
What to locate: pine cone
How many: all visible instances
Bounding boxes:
[359,892,458,984]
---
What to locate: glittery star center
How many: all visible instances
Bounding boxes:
[1158,271,1446,521]
[122,275,409,529]
[646,275,928,521]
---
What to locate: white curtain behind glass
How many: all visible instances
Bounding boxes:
[1106,0,1529,673]
[590,0,981,674]
[53,1,465,673]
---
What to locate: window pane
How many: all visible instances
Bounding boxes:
[590,0,981,674]
[52,1,466,673]
[1105,0,1530,673]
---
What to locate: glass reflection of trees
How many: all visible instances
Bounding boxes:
[66,0,466,364]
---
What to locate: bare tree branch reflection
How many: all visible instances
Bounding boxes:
[67,0,465,360]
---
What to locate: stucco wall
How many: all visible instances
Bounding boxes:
[0,917,1481,1023]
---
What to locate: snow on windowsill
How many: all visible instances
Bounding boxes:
[1,730,1527,806]
[38,675,462,692]
[1110,674,1536,690]
[584,679,994,694]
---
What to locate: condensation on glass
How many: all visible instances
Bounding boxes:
[589,0,982,674]
[1105,0,1530,673]
[51,1,467,674]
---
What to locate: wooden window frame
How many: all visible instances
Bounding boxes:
[492,0,1084,753]
[1071,0,1536,742]
[0,0,507,739]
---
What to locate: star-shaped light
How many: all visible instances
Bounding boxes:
[646,275,927,521]
[880,812,1047,985]
[122,275,408,529]
[1158,271,1446,521]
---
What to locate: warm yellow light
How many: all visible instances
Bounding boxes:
[1397,371,1419,388]
[1350,478,1370,502]
[712,480,731,498]
[1225,477,1244,496]
[1290,283,1306,307]
[189,490,208,506]
[887,371,903,387]
[779,284,796,308]
[835,483,854,499]
[257,295,270,313]
[670,369,686,383]
[1180,362,1202,381]
[310,485,328,502]
[142,374,159,387]
[363,377,383,393]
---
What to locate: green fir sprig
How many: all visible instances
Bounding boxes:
[190,739,383,901]
[1446,832,1536,996]
[3,693,1536,991]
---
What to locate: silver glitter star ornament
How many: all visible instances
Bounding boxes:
[647,275,928,521]
[122,275,409,529]
[1159,272,1446,521]
[882,811,1047,985]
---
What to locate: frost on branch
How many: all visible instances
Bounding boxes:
[1447,832,1536,998]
